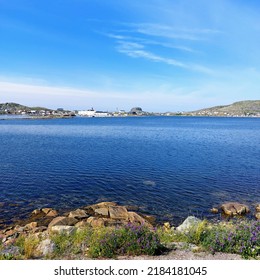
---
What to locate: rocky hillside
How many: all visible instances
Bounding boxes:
[188,100,260,117]
[0,102,49,114]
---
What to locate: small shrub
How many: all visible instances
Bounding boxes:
[201,220,260,259]
[23,235,40,259]
[71,227,93,255]
[50,226,93,257]
[87,223,161,258]
[15,235,26,255]
[186,220,208,244]
[157,227,188,243]
[14,235,40,259]
[51,233,73,256]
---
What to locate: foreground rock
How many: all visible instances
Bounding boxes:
[37,239,56,257]
[176,216,202,232]
[210,208,219,214]
[48,216,78,229]
[221,202,250,216]
[50,225,76,235]
[0,202,154,252]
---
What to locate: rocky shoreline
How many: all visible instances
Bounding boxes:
[0,202,155,256]
[0,201,259,259]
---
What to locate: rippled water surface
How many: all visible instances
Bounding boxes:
[0,116,259,226]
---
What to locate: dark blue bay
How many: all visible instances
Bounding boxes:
[0,116,259,227]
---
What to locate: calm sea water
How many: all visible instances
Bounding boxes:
[0,116,259,227]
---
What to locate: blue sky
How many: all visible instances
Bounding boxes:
[0,0,259,111]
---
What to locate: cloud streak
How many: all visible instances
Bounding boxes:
[116,40,214,74]
[103,21,220,74]
[133,23,221,41]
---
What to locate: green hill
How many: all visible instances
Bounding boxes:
[189,100,260,116]
[0,102,50,114]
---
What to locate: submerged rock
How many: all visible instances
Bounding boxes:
[143,180,156,187]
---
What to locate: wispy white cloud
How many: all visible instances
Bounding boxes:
[126,23,222,41]
[103,20,219,74]
[130,23,221,41]
[118,42,187,68]
[105,32,198,53]
[116,39,214,74]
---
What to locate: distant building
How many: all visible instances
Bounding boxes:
[94,111,109,117]
[77,108,108,117]
[78,108,95,117]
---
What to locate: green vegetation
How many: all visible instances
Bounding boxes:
[200,220,260,259]
[1,220,260,259]
[189,100,260,116]
[0,102,50,114]
[87,223,161,258]
[50,224,161,259]
[50,227,92,258]
[157,219,260,259]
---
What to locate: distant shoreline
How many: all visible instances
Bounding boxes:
[1,114,260,121]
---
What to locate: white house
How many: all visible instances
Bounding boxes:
[78,109,109,117]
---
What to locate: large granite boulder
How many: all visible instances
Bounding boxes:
[94,208,109,216]
[49,225,76,235]
[48,216,78,229]
[109,206,129,220]
[88,202,117,210]
[86,217,105,227]
[127,212,152,227]
[32,208,58,217]
[68,209,88,219]
[221,202,250,216]
[176,216,202,232]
